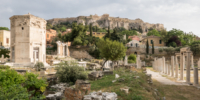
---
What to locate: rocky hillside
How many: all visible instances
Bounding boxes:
[47,14,164,34]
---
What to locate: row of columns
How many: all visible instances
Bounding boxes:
[153,55,199,86]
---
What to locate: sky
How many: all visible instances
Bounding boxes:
[0,0,200,36]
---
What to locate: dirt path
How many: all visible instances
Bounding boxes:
[147,69,187,85]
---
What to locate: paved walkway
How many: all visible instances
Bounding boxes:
[147,69,187,85]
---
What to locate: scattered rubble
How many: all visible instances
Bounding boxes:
[83,91,118,100]
[115,74,120,79]
[45,83,68,100]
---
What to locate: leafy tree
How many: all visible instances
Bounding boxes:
[147,29,160,36]
[160,29,169,43]
[110,29,123,42]
[0,48,10,58]
[128,54,137,63]
[120,30,138,39]
[190,41,200,56]
[55,62,87,84]
[146,39,149,54]
[167,36,181,47]
[60,26,66,32]
[0,27,9,31]
[152,41,154,54]
[97,38,126,68]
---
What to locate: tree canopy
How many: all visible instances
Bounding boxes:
[97,38,126,67]
[0,27,9,31]
[147,29,160,36]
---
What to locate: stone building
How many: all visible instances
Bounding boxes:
[46,29,56,47]
[9,13,47,65]
[86,32,106,38]
[141,35,165,47]
[0,30,10,48]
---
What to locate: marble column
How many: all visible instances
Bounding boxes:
[193,67,198,86]
[191,55,194,69]
[186,52,191,83]
[165,63,167,74]
[171,56,175,77]
[175,56,179,78]
[168,64,170,75]
[180,53,184,80]
[162,56,165,73]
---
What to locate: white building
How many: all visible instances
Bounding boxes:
[0,30,10,49]
[126,40,140,47]
[9,13,47,65]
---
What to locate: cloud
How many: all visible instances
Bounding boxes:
[0,0,199,36]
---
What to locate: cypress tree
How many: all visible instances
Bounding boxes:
[96,26,98,32]
[146,39,149,54]
[152,41,154,54]
[108,26,111,38]
[90,23,92,37]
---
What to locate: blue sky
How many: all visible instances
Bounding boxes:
[0,0,199,36]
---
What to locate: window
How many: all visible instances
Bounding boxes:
[47,34,49,38]
[0,42,2,46]
[6,38,9,44]
[131,43,133,46]
[22,27,24,30]
[151,40,153,44]
[136,43,138,47]
[159,40,162,44]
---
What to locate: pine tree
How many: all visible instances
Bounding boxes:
[152,41,154,54]
[90,23,92,37]
[146,39,149,54]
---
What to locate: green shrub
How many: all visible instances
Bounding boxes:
[55,62,87,84]
[24,72,48,93]
[128,60,135,63]
[34,62,44,71]
[0,69,25,88]
[0,84,29,100]
[128,54,137,63]
[159,48,163,53]
[0,69,47,99]
[0,65,10,69]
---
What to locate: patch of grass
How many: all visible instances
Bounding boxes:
[90,68,154,100]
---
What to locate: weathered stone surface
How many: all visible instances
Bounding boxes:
[83,91,117,100]
[47,14,164,34]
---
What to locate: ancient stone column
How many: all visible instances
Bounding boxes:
[180,53,184,80]
[191,55,194,69]
[193,67,198,86]
[137,55,141,69]
[175,56,179,78]
[165,63,167,74]
[171,56,175,77]
[186,52,191,83]
[124,56,128,65]
[162,57,165,73]
[168,64,170,75]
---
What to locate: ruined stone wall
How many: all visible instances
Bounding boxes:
[69,46,94,59]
